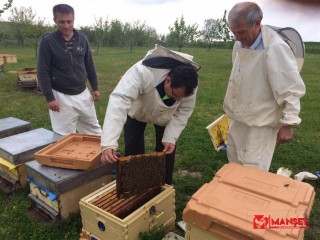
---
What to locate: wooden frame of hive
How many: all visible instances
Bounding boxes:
[116,152,166,198]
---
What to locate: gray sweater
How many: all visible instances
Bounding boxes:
[37,29,98,102]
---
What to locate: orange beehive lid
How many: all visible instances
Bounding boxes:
[34,133,101,170]
[183,163,315,240]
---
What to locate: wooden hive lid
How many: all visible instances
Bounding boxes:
[116,152,166,198]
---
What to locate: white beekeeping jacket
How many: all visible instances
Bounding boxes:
[224,25,306,128]
[101,45,200,150]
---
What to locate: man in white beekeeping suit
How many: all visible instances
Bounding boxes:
[101,45,201,185]
[223,2,306,171]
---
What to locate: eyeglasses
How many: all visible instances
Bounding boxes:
[171,86,183,101]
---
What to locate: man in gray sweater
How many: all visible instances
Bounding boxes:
[37,3,101,136]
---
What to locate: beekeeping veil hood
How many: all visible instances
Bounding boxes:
[142,44,201,71]
[268,25,305,72]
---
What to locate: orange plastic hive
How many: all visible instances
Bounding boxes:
[34,134,101,170]
[183,163,315,240]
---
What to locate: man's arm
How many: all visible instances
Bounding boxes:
[268,42,306,126]
[83,35,98,92]
[100,62,144,152]
[162,87,198,145]
[37,36,55,103]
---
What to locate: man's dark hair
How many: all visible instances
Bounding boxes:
[53,4,74,17]
[169,64,198,97]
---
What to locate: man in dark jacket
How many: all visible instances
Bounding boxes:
[37,3,101,136]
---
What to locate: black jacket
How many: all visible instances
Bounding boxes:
[37,29,98,102]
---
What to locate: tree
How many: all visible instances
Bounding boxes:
[106,19,124,47]
[8,6,36,46]
[220,10,233,43]
[93,17,109,54]
[201,18,222,50]
[29,18,52,57]
[79,26,95,44]
[168,15,198,51]
[201,10,233,49]
[125,20,158,52]
[0,0,13,16]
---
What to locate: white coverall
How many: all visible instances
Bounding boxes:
[223,25,306,171]
[50,88,102,136]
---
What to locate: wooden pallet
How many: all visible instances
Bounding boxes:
[28,194,60,221]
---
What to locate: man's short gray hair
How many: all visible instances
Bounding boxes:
[228,2,263,28]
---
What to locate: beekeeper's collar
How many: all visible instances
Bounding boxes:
[142,44,201,71]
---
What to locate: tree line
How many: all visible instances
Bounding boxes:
[0,6,234,53]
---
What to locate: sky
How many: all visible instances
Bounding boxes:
[1,0,319,42]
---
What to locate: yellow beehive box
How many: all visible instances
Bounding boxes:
[17,68,38,88]
[79,181,176,240]
[206,114,231,151]
[183,163,315,240]
[29,182,59,210]
[0,54,17,63]
[0,157,27,192]
[0,54,5,63]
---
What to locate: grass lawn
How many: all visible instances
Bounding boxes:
[0,45,319,239]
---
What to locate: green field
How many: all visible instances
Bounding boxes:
[0,45,319,239]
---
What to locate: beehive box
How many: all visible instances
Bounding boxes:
[0,157,27,193]
[26,160,114,220]
[34,133,101,170]
[17,68,38,88]
[0,54,17,63]
[116,152,165,198]
[0,128,62,164]
[80,181,176,240]
[183,163,315,240]
[0,117,31,139]
[206,114,231,151]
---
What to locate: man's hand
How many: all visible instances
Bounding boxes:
[47,100,60,112]
[163,142,175,154]
[276,125,293,146]
[92,91,100,101]
[101,148,118,164]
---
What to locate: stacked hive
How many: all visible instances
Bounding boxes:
[29,133,114,220]
[0,117,61,193]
